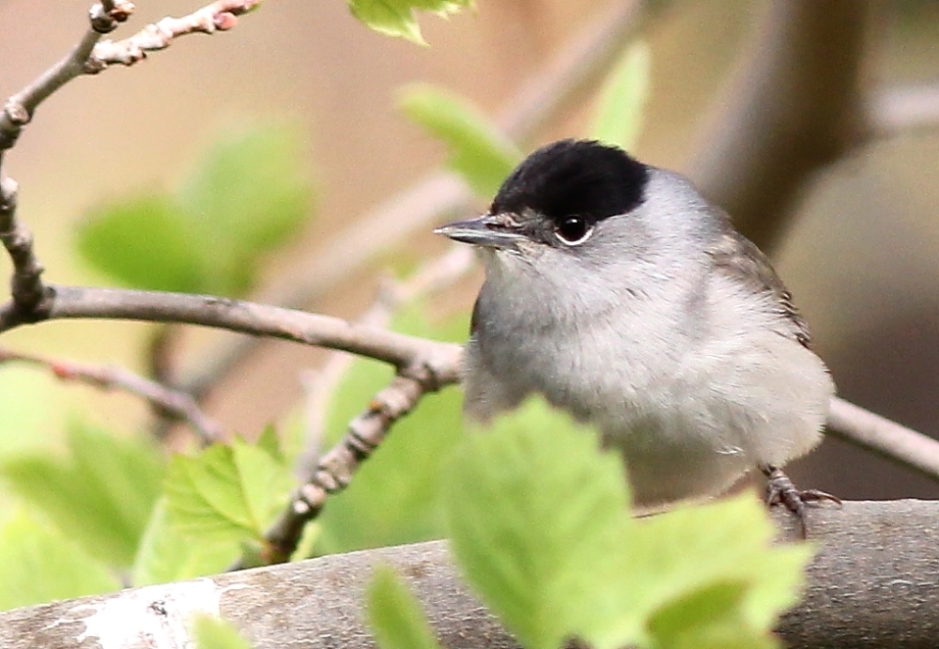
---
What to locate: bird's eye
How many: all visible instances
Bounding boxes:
[554,216,593,245]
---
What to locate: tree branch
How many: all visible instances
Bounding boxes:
[0,0,263,319]
[86,0,264,71]
[0,285,462,384]
[254,369,449,566]
[296,245,474,478]
[2,501,936,649]
[0,177,48,313]
[826,396,939,483]
[0,347,221,444]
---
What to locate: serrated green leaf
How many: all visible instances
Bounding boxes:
[164,438,293,544]
[0,510,120,611]
[443,399,813,649]
[398,84,522,197]
[348,0,473,44]
[607,496,811,644]
[0,421,165,567]
[192,615,254,649]
[590,41,651,151]
[133,498,240,586]
[444,399,629,649]
[76,194,207,293]
[312,303,467,555]
[368,566,443,649]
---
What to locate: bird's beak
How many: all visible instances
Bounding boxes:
[434,213,525,250]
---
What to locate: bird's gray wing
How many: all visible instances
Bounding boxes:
[707,215,813,350]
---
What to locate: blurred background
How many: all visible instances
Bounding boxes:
[1,0,938,502]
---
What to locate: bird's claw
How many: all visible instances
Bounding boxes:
[761,465,841,539]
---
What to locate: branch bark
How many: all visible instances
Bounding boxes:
[1,500,936,649]
[0,285,463,385]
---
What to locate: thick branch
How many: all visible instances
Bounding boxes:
[1,501,936,649]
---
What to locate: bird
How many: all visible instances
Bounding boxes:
[435,138,838,529]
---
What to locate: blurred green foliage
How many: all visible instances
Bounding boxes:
[0,421,164,567]
[77,122,315,296]
[368,565,444,649]
[192,615,254,649]
[590,41,651,151]
[349,0,474,45]
[398,84,523,198]
[0,510,120,610]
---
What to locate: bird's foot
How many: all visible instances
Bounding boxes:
[760,464,841,539]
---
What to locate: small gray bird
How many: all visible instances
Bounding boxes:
[436,139,837,526]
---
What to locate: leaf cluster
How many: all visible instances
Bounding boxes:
[368,400,813,649]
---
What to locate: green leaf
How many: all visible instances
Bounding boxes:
[0,421,165,567]
[647,582,776,649]
[590,41,651,151]
[313,303,467,554]
[192,615,254,649]
[444,398,629,649]
[443,398,813,649]
[76,195,207,293]
[133,498,240,586]
[164,438,293,544]
[398,84,522,197]
[255,425,286,466]
[0,367,64,459]
[367,565,443,649]
[348,0,473,45]
[76,123,315,297]
[175,122,314,295]
[0,510,120,611]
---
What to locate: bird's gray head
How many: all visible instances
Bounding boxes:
[435,139,715,289]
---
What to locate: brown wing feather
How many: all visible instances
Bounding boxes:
[707,216,813,349]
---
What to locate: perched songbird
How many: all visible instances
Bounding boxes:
[436,139,837,525]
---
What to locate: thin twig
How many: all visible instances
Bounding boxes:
[0,29,101,156]
[176,0,657,398]
[87,0,264,72]
[296,245,475,477]
[254,370,444,566]
[826,396,939,483]
[0,347,221,444]
[0,177,48,313]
